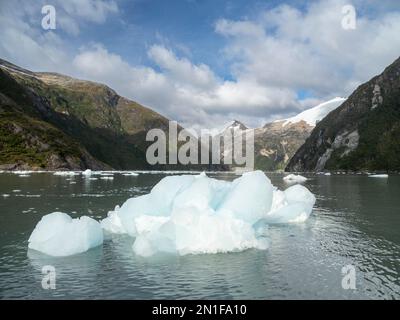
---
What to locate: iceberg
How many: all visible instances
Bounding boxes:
[82,169,92,176]
[101,171,316,257]
[368,174,388,178]
[283,174,308,183]
[28,212,103,257]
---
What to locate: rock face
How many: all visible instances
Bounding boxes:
[253,120,313,171]
[287,56,400,172]
[219,98,345,171]
[0,58,220,171]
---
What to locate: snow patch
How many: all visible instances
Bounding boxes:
[282,97,346,127]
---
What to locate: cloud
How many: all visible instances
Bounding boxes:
[215,0,400,97]
[73,44,301,129]
[1,0,400,129]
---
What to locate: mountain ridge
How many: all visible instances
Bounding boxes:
[286,55,400,172]
[0,58,215,171]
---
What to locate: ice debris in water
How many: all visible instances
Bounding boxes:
[283,174,308,183]
[368,174,388,178]
[53,171,79,176]
[28,212,103,257]
[82,169,92,176]
[101,171,316,257]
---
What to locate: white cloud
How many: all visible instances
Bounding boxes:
[1,0,400,129]
[215,0,400,97]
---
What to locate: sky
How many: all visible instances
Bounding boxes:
[1,0,400,130]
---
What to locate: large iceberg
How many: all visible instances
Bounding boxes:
[101,171,316,257]
[28,212,103,257]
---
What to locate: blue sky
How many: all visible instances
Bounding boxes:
[1,0,400,129]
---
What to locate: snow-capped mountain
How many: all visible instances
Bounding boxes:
[279,97,346,127]
[254,97,346,170]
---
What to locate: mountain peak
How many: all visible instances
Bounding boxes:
[224,120,248,132]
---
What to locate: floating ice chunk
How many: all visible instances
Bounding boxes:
[283,174,308,183]
[53,171,79,176]
[217,171,273,225]
[324,172,331,176]
[100,171,315,257]
[122,172,139,176]
[28,212,103,257]
[265,185,316,223]
[368,174,388,178]
[132,208,268,257]
[101,207,126,234]
[82,169,92,176]
[100,176,114,180]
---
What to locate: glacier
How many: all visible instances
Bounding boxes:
[101,171,316,257]
[28,212,103,257]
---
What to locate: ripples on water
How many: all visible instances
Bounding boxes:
[0,172,399,299]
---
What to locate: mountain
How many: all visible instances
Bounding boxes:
[221,120,248,134]
[281,97,346,127]
[0,58,216,171]
[253,98,345,171]
[287,56,400,172]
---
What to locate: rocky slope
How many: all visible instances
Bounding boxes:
[254,97,345,171]
[0,59,217,170]
[216,98,345,171]
[287,56,400,172]
[253,120,314,171]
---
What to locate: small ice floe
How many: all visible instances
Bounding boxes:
[122,172,139,176]
[2,194,10,198]
[28,212,103,257]
[368,174,389,178]
[53,171,79,176]
[100,176,114,180]
[89,178,98,181]
[13,170,34,175]
[324,172,331,176]
[82,169,92,176]
[12,190,21,193]
[18,174,31,177]
[283,174,308,183]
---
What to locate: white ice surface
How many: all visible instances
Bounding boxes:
[28,212,103,257]
[282,97,346,127]
[101,171,316,257]
[368,174,388,178]
[283,174,308,183]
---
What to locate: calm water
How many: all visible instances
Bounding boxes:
[0,171,399,299]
